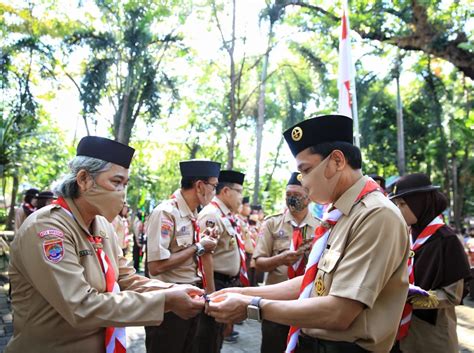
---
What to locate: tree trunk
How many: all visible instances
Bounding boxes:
[6,174,19,231]
[395,71,405,176]
[253,21,274,205]
[226,0,237,170]
[264,136,284,192]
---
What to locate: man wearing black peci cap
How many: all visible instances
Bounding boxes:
[145,159,221,353]
[206,115,410,353]
[6,136,205,353]
[253,172,319,353]
[195,170,247,353]
[36,191,56,209]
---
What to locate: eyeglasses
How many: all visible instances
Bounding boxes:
[203,181,218,191]
[228,187,243,194]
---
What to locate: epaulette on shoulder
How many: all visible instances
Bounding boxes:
[264,212,283,221]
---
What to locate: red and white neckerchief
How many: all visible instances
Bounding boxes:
[285,180,381,353]
[397,216,444,340]
[22,202,36,215]
[211,201,249,286]
[288,219,308,279]
[53,197,126,353]
[170,194,207,288]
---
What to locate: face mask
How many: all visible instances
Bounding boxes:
[286,195,307,212]
[302,154,341,205]
[82,183,125,222]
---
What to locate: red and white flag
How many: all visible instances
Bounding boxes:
[338,0,354,117]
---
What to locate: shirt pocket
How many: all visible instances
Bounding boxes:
[315,249,342,296]
[175,222,193,248]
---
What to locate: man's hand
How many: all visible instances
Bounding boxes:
[199,235,218,253]
[164,285,205,319]
[209,286,245,298]
[206,292,253,323]
[279,250,302,266]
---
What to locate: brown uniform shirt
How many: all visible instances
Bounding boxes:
[198,197,240,277]
[6,198,172,353]
[14,207,27,234]
[253,209,319,285]
[146,190,201,284]
[400,279,464,353]
[302,176,410,353]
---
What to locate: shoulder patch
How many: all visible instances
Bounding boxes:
[43,238,65,263]
[38,229,64,239]
[161,223,173,238]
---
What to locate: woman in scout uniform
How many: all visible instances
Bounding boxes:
[145,159,221,353]
[14,188,39,232]
[253,172,319,353]
[6,136,205,353]
[206,115,410,353]
[389,173,470,353]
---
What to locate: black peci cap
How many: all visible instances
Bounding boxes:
[219,170,245,185]
[179,160,221,178]
[287,172,303,186]
[283,114,353,157]
[77,136,135,169]
[37,191,56,200]
[242,196,250,204]
[25,188,39,197]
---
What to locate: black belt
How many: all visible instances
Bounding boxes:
[213,272,239,284]
[298,334,369,353]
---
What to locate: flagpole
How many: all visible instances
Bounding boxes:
[351,79,360,147]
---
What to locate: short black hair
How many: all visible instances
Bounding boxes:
[309,141,362,169]
[216,182,234,195]
[181,176,212,190]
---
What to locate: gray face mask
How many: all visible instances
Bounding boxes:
[286,195,306,212]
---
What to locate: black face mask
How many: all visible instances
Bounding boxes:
[286,196,306,212]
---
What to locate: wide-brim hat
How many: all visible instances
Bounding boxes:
[389,173,440,200]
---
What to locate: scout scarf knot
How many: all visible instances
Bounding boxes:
[285,179,381,353]
[53,197,127,353]
[288,222,308,279]
[397,216,444,340]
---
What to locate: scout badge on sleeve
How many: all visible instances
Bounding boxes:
[43,238,65,263]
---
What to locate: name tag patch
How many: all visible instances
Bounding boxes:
[43,239,65,263]
[79,249,94,257]
[38,229,64,239]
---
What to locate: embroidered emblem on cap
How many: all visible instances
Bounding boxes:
[297,173,303,182]
[291,127,303,141]
[43,238,65,263]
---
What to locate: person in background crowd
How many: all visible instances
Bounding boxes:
[36,191,56,209]
[389,173,471,353]
[145,159,220,353]
[6,136,204,353]
[253,172,319,353]
[14,188,39,233]
[369,174,387,195]
[196,170,247,352]
[237,196,256,287]
[113,203,131,255]
[133,210,146,272]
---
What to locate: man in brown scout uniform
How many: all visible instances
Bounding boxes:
[6,136,205,353]
[207,115,410,353]
[253,171,319,353]
[145,159,221,353]
[195,170,247,353]
[14,188,38,232]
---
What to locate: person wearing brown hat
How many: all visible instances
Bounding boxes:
[253,172,320,353]
[36,191,56,209]
[6,136,205,353]
[206,114,410,353]
[14,188,39,233]
[389,173,470,353]
[145,159,221,353]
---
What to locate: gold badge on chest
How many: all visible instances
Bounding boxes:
[229,237,236,248]
[315,277,325,296]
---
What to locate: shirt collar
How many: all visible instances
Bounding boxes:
[212,196,232,216]
[333,175,370,216]
[284,208,320,228]
[173,189,197,219]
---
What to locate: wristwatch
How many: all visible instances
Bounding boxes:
[247,297,263,322]
[194,243,205,257]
